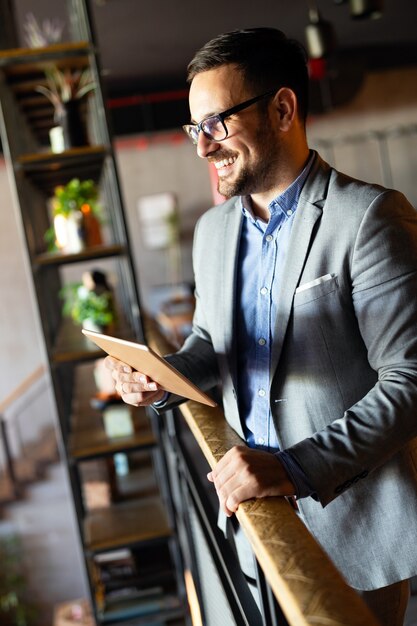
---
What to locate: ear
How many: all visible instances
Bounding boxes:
[272,87,298,131]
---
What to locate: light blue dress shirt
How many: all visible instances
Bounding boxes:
[156,154,316,497]
[236,152,315,497]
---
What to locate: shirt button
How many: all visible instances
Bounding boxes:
[258,338,266,346]
[258,388,266,397]
[260,287,268,295]
[287,209,293,216]
[258,437,265,445]
[265,234,273,242]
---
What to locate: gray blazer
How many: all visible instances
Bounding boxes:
[168,153,417,590]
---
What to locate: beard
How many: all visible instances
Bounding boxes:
[218,163,269,199]
[217,123,280,199]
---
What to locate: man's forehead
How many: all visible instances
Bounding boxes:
[189,65,247,119]
[191,63,245,91]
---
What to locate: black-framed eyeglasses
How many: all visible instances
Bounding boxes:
[182,89,277,145]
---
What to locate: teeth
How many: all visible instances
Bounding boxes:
[214,156,236,169]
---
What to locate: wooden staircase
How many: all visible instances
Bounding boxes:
[0,367,60,509]
[0,425,59,507]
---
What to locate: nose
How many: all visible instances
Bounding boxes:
[196,132,219,159]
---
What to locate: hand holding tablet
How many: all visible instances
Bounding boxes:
[82,329,217,407]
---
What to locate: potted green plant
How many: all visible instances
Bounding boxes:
[35,66,96,149]
[46,178,103,253]
[60,270,116,332]
[0,532,38,625]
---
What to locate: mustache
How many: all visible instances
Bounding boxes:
[208,151,237,162]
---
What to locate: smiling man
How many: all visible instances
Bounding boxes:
[106,28,417,625]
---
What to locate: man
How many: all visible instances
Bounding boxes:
[106,28,417,625]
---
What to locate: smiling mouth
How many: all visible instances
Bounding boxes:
[213,156,237,170]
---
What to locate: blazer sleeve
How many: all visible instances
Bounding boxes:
[288,189,417,506]
[153,216,222,411]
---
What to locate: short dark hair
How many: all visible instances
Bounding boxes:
[187,28,309,122]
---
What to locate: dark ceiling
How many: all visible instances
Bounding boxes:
[92,0,417,91]
[11,0,417,134]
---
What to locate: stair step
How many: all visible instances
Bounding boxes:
[14,457,41,484]
[26,426,59,467]
[0,472,17,505]
[0,425,59,508]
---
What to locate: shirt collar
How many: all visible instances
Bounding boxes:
[241,150,315,225]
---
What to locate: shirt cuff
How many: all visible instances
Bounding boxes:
[276,450,316,499]
[152,391,170,408]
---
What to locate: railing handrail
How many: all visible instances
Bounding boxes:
[146,320,380,626]
[0,364,46,416]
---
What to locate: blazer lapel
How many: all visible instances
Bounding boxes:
[220,199,243,380]
[270,155,330,378]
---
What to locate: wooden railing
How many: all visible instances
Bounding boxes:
[147,321,380,626]
[0,365,46,416]
[0,364,55,500]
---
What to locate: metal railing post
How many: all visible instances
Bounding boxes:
[0,414,19,497]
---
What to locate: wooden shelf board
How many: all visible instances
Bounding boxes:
[69,426,156,460]
[0,42,91,67]
[34,244,125,267]
[83,497,172,553]
[16,145,107,168]
[3,55,90,80]
[15,146,107,192]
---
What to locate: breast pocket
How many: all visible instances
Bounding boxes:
[294,274,339,307]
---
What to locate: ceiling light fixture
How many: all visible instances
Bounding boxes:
[349,0,383,19]
[305,2,337,59]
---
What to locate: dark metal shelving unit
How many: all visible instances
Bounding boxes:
[0,1,188,623]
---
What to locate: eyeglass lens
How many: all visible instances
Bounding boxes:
[201,117,227,141]
[185,116,226,144]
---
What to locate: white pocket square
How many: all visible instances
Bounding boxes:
[296,273,335,294]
